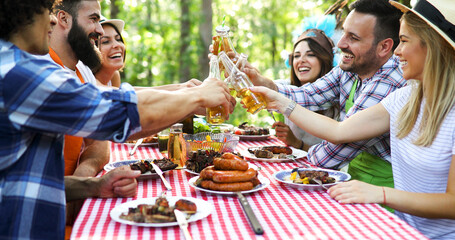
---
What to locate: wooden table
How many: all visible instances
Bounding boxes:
[71,137,427,239]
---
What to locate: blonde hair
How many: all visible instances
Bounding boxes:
[396,12,455,146]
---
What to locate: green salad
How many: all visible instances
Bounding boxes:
[194,119,222,134]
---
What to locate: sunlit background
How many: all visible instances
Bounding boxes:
[100,0,412,127]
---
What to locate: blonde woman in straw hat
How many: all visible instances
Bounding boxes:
[250,0,455,238]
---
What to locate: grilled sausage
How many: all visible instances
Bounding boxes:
[221,152,244,161]
[212,168,257,183]
[199,166,215,180]
[200,180,254,192]
[213,157,249,171]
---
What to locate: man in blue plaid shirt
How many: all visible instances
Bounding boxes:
[0,1,234,239]
[245,0,406,194]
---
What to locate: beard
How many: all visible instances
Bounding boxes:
[67,19,102,71]
[339,45,379,77]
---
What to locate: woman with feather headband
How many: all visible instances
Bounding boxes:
[273,15,340,151]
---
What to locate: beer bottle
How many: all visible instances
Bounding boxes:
[206,55,228,124]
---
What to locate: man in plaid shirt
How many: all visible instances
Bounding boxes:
[245,0,406,192]
[0,1,234,239]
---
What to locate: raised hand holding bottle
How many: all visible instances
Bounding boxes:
[206,55,228,124]
[219,51,266,114]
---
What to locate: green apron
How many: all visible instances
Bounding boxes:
[346,78,394,211]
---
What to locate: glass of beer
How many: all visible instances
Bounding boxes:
[158,129,170,153]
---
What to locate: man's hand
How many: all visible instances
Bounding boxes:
[97,165,140,198]
[190,78,235,116]
[241,61,277,91]
[181,79,203,88]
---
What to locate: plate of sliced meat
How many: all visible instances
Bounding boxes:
[241,145,307,162]
[110,195,213,227]
[273,168,351,191]
[104,158,178,180]
[234,122,271,141]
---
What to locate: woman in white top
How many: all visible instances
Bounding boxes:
[94,17,125,87]
[250,0,455,238]
[273,24,338,150]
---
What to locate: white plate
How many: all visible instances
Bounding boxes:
[110,196,213,227]
[183,167,199,175]
[188,174,270,195]
[273,168,351,191]
[104,159,174,180]
[237,134,271,141]
[241,147,307,163]
[183,162,259,176]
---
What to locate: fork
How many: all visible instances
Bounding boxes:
[289,158,329,191]
[268,110,277,122]
[312,178,329,190]
[287,155,312,169]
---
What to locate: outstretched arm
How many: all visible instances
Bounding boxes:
[250,86,390,144]
[65,166,140,201]
[329,157,455,219]
[134,78,234,137]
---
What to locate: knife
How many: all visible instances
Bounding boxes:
[174,209,192,240]
[150,162,172,191]
[236,192,264,235]
[128,138,144,156]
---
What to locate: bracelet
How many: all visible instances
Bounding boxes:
[283,100,296,118]
[382,187,386,205]
[299,140,304,150]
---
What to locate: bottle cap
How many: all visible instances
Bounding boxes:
[170,123,183,130]
[215,25,230,34]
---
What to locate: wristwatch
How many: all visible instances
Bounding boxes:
[283,100,296,118]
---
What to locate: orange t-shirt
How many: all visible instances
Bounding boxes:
[49,48,85,176]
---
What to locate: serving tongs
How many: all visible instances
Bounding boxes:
[151,162,172,191]
[129,138,144,156]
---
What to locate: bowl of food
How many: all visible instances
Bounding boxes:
[184,132,239,154]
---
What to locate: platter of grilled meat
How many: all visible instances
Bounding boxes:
[188,152,270,195]
[241,145,307,162]
[234,122,271,141]
[110,195,213,227]
[104,158,178,180]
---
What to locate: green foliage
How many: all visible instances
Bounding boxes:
[101,0,339,126]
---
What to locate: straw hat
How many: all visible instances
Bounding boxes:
[389,0,455,49]
[99,15,125,34]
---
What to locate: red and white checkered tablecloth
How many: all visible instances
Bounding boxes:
[71,137,428,240]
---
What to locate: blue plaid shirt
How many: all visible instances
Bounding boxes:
[0,40,141,239]
[277,55,406,169]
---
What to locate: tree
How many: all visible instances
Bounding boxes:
[198,0,212,79]
[110,0,119,18]
[179,0,191,83]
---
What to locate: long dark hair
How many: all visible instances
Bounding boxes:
[289,38,334,87]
